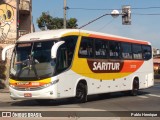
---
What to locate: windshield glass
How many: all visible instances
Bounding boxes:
[10,40,57,81]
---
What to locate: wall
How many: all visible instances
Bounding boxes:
[0,0,17,45]
[0,0,17,88]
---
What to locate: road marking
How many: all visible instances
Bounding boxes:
[138,96,149,99]
[148,94,160,98]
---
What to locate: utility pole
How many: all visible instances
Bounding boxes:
[63,0,67,29]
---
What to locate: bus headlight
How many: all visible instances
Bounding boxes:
[42,79,59,88]
[10,84,16,88]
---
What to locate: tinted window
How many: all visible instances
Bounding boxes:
[95,39,108,58]
[121,42,132,59]
[56,36,78,74]
[142,45,152,60]
[62,36,78,66]
[78,37,94,58]
[33,41,54,63]
[132,44,142,59]
[109,41,121,59]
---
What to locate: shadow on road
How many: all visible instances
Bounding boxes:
[10,90,151,107]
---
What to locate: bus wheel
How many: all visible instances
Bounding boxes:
[131,79,139,96]
[75,82,87,103]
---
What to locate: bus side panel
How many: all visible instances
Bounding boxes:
[57,70,85,99]
[138,59,154,89]
[56,70,133,98]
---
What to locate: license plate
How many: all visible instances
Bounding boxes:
[24,93,32,97]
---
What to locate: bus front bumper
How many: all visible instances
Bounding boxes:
[9,85,58,100]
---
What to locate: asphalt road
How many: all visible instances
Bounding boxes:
[0,80,160,120]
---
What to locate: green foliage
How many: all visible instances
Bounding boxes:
[37,12,78,30]
[67,18,78,28]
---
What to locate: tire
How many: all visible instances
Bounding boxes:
[130,79,139,96]
[75,82,87,103]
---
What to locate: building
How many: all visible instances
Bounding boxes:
[153,47,160,74]
[0,0,34,47]
[19,0,34,37]
[0,0,34,88]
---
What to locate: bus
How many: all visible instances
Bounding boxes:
[2,29,154,103]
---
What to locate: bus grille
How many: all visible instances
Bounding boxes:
[13,86,44,91]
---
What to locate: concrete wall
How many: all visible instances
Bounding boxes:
[0,0,33,88]
[0,0,17,45]
[0,0,33,46]
[19,0,34,37]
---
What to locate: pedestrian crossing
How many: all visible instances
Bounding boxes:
[138,94,160,99]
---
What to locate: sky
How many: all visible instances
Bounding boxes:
[32,0,160,49]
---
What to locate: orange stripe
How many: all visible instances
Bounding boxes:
[121,60,144,72]
[10,82,46,87]
[89,34,149,45]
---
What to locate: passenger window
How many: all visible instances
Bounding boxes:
[78,37,94,58]
[61,36,78,67]
[121,42,132,59]
[142,45,152,60]
[95,39,108,58]
[109,41,121,59]
[132,44,142,59]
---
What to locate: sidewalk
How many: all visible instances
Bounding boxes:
[0,88,9,93]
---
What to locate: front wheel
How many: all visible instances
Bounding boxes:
[75,82,87,103]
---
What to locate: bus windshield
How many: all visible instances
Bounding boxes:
[10,40,57,81]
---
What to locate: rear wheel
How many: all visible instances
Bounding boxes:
[130,79,139,96]
[75,82,87,103]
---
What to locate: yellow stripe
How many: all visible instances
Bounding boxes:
[62,32,79,37]
[62,31,90,37]
[9,78,51,84]
[71,58,132,80]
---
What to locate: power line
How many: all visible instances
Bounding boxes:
[77,6,160,29]
[79,13,111,29]
[133,13,160,15]
[97,18,115,32]
[132,7,160,10]
[68,6,160,11]
[69,7,160,16]
[69,7,115,11]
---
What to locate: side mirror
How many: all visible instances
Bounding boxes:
[51,41,65,59]
[2,45,15,61]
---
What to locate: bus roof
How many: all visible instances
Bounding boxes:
[17,29,151,45]
[18,29,80,42]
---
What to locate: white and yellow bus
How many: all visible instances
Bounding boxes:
[2,29,154,103]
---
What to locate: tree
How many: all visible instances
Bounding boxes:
[37,12,78,30]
